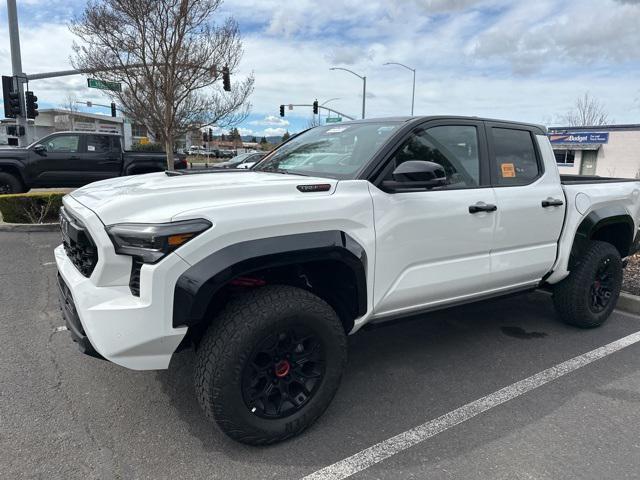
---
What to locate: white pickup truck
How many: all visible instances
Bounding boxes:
[55,116,640,445]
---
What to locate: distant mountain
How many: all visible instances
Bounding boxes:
[211,135,283,144]
[240,135,282,144]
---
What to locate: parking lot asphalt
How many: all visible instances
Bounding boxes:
[2,230,640,480]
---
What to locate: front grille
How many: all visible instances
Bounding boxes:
[60,207,98,277]
[129,259,142,296]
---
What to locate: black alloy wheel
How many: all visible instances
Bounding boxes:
[195,285,348,444]
[241,326,325,419]
[589,257,615,313]
[553,240,623,328]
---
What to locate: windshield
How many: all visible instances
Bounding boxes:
[253,122,401,179]
[228,153,253,165]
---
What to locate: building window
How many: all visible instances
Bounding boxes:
[554,149,575,166]
[131,124,148,137]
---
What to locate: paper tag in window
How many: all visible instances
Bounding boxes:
[87,145,96,152]
[501,163,516,177]
[326,127,349,134]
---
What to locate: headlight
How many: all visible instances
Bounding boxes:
[105,219,212,263]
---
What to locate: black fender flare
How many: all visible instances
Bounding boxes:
[173,231,368,328]
[0,160,28,187]
[570,205,635,267]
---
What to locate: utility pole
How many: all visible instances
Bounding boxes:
[7,0,27,145]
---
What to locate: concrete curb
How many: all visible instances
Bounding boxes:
[616,292,640,316]
[0,222,59,232]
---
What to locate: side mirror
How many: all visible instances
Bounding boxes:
[382,160,448,192]
[33,144,46,154]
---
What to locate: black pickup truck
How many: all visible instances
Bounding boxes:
[0,131,186,193]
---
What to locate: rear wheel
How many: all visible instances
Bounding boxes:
[553,241,623,328]
[195,285,347,445]
[0,172,24,194]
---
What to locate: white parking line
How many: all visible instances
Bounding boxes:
[302,330,640,480]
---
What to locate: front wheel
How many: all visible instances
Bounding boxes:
[195,285,347,445]
[553,240,623,328]
[0,172,25,194]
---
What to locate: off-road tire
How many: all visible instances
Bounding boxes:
[195,285,347,445]
[553,240,623,328]
[0,172,25,194]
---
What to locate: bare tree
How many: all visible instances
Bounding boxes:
[560,92,610,126]
[56,94,80,131]
[306,116,321,129]
[70,0,254,169]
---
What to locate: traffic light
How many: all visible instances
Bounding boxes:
[25,91,39,119]
[2,75,22,118]
[6,125,25,136]
[208,127,213,140]
[222,66,231,92]
[279,105,285,117]
[313,100,318,115]
[110,102,117,117]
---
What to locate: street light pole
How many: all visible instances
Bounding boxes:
[362,76,366,120]
[329,67,367,119]
[321,98,340,123]
[383,62,416,116]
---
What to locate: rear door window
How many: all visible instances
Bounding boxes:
[86,135,111,154]
[490,128,541,186]
[110,136,122,153]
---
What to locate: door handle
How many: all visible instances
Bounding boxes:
[469,202,498,214]
[542,198,564,208]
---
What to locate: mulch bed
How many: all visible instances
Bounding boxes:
[623,254,640,296]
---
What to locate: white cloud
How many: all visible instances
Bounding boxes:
[469,0,640,74]
[4,0,640,133]
[249,115,289,126]
[263,127,287,137]
[326,46,374,65]
[237,127,254,136]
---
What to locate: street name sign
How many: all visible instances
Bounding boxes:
[87,78,122,92]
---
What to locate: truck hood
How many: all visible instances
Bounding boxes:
[70,170,337,225]
[0,147,28,159]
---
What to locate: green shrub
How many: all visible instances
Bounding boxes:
[0,192,65,224]
[130,142,165,152]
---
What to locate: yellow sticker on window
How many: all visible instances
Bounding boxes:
[501,163,516,178]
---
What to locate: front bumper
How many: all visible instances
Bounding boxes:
[57,273,104,360]
[55,244,189,370]
[54,196,191,370]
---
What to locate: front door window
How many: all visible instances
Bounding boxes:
[46,135,80,153]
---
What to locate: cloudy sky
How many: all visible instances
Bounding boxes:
[1,0,640,137]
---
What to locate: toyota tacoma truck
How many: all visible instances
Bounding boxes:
[0,131,186,193]
[55,116,640,445]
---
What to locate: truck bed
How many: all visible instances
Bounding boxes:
[560,174,640,185]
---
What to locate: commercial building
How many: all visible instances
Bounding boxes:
[1,109,134,148]
[549,124,640,178]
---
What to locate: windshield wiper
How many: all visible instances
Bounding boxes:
[258,168,309,177]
